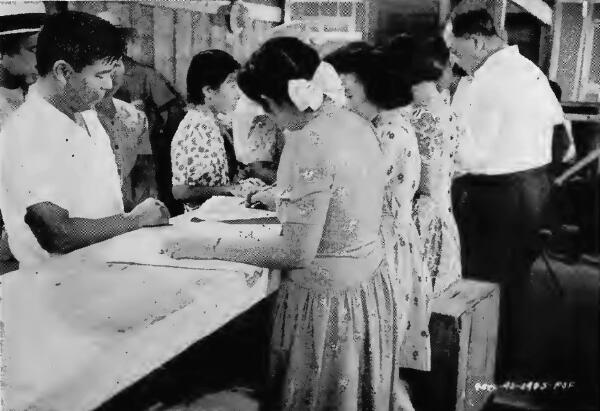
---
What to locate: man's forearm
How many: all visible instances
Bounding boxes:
[31,213,140,255]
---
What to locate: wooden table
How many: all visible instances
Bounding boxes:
[0,197,279,411]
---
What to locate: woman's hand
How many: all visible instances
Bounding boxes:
[245,188,277,211]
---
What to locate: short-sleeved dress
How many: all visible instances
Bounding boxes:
[372,108,432,372]
[411,91,462,296]
[170,107,265,211]
[268,103,413,410]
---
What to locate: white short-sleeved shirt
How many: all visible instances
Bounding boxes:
[452,46,565,175]
[0,88,123,267]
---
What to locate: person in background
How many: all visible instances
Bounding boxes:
[0,11,168,268]
[548,80,576,174]
[447,9,565,380]
[0,1,46,268]
[96,56,156,212]
[383,33,463,297]
[97,11,186,217]
[171,49,265,210]
[326,42,428,403]
[165,37,409,410]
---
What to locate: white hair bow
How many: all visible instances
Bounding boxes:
[287,61,346,112]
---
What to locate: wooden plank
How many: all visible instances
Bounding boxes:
[209,13,229,52]
[139,0,283,22]
[511,0,553,25]
[549,1,563,82]
[153,6,176,84]
[573,3,591,100]
[418,280,500,411]
[175,9,194,97]
[130,4,155,66]
[192,12,212,54]
[105,0,132,26]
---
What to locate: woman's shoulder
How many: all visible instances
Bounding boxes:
[312,105,374,139]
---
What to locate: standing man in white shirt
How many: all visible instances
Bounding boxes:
[448,9,565,380]
[0,11,169,268]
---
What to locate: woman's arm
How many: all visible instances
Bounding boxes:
[167,215,326,270]
[172,184,235,204]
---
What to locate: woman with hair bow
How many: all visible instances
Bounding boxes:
[164,37,412,410]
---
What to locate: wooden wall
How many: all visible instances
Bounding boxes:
[71,1,280,97]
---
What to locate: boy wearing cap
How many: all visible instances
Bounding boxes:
[0,11,169,268]
[0,1,45,267]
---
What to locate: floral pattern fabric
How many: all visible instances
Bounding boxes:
[268,103,414,410]
[171,108,231,189]
[373,107,432,372]
[171,108,266,210]
[411,93,462,296]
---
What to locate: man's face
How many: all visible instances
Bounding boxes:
[108,58,125,97]
[65,58,117,111]
[447,33,480,74]
[0,33,39,84]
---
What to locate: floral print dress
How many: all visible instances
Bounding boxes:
[171,108,264,210]
[373,107,432,372]
[268,103,413,411]
[411,91,462,296]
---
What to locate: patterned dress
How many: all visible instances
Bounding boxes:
[171,108,264,210]
[268,103,413,410]
[411,91,462,296]
[372,108,432,372]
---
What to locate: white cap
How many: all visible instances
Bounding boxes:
[96,10,127,27]
[96,10,135,37]
[0,1,45,36]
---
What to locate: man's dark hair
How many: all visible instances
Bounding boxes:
[452,9,498,38]
[187,49,240,105]
[0,32,34,56]
[36,11,126,76]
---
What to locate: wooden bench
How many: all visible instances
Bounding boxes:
[410,279,500,411]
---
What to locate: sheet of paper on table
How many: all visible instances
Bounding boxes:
[0,196,276,411]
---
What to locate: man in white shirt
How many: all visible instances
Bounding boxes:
[448,9,564,380]
[0,11,169,268]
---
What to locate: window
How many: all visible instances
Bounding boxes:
[550,0,600,102]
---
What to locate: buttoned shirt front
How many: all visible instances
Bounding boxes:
[452,46,564,175]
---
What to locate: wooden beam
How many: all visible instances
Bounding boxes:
[511,0,553,25]
[143,0,282,22]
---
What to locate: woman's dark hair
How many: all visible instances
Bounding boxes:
[324,40,413,109]
[452,9,498,38]
[237,37,320,111]
[382,33,450,85]
[187,49,240,105]
[36,11,126,77]
[0,32,34,56]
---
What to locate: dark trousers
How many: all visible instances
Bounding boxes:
[451,165,551,380]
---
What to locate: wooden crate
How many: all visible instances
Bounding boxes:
[413,279,500,411]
